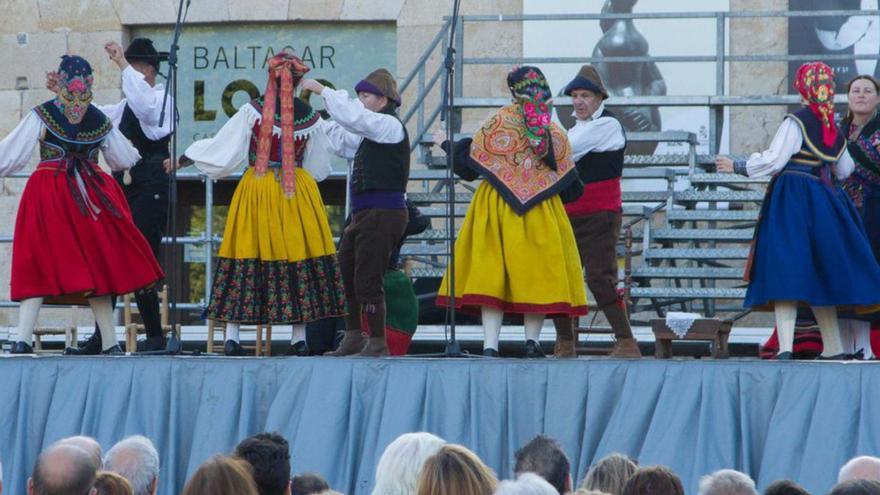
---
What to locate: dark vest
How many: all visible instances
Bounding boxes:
[846,112,880,175]
[351,109,410,193]
[787,107,846,166]
[118,104,171,161]
[574,108,626,184]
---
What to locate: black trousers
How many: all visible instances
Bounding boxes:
[109,161,169,339]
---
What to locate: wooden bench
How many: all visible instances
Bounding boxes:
[650,318,732,359]
[33,326,77,354]
[206,321,273,356]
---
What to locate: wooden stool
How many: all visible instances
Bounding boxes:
[33,326,77,354]
[123,285,178,352]
[650,318,732,359]
[206,320,273,356]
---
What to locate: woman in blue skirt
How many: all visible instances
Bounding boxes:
[716,62,880,360]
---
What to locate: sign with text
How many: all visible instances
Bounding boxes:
[133,22,397,167]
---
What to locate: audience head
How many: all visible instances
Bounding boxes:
[582,453,639,495]
[762,480,810,495]
[621,466,684,495]
[29,443,98,495]
[417,444,497,495]
[103,435,160,495]
[94,471,134,495]
[514,435,571,495]
[840,457,880,484]
[234,432,292,495]
[291,473,329,495]
[56,436,103,471]
[180,455,259,495]
[496,473,560,495]
[373,432,446,495]
[829,480,880,495]
[698,469,758,495]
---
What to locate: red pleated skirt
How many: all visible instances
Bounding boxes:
[11,161,164,304]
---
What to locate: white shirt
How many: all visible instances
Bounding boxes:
[745,117,854,180]
[0,110,141,177]
[318,88,406,160]
[183,103,332,182]
[567,102,626,162]
[97,66,174,141]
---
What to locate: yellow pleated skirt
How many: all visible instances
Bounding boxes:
[218,167,336,261]
[208,167,346,324]
[436,181,588,317]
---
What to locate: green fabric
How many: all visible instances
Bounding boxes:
[384,270,418,335]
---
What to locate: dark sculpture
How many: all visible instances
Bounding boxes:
[558,0,667,154]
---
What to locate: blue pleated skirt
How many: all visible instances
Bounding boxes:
[745,163,880,308]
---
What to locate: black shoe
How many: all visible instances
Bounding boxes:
[136,335,168,352]
[101,345,124,356]
[224,340,247,356]
[10,341,34,354]
[483,348,500,358]
[816,353,851,360]
[524,340,546,358]
[64,332,102,355]
[285,341,309,356]
[776,351,793,361]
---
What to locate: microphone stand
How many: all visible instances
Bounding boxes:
[440,0,464,357]
[139,0,192,355]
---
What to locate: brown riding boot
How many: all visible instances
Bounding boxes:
[325,306,367,356]
[552,317,577,358]
[603,302,641,358]
[357,302,389,357]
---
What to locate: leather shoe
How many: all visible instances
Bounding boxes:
[524,340,546,358]
[224,339,247,356]
[136,335,168,352]
[816,353,850,360]
[775,351,793,360]
[101,345,124,356]
[10,341,34,354]
[285,341,309,356]
[64,332,102,355]
[483,348,500,358]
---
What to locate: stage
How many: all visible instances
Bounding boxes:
[1,356,877,495]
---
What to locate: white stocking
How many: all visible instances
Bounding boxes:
[838,318,856,355]
[481,306,503,351]
[225,322,241,343]
[16,297,43,344]
[852,320,874,359]
[774,301,797,354]
[524,313,545,343]
[291,323,306,344]
[88,296,118,351]
[812,305,844,357]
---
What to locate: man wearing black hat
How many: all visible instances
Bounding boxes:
[552,64,641,359]
[60,38,173,354]
[300,69,410,357]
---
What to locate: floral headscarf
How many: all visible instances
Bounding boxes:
[254,52,311,197]
[794,62,839,147]
[507,66,557,170]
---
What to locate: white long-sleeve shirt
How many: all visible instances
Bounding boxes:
[567,102,626,162]
[97,66,174,141]
[745,117,854,180]
[0,110,140,177]
[183,103,332,181]
[318,88,406,160]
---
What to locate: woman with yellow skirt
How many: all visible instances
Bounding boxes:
[434,66,588,358]
[169,54,346,356]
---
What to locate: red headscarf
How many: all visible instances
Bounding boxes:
[254,53,310,197]
[794,62,838,147]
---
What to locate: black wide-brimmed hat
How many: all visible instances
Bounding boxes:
[125,38,166,69]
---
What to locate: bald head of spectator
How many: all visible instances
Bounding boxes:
[28,444,98,495]
[57,436,103,471]
[839,456,880,484]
